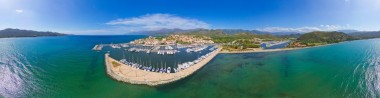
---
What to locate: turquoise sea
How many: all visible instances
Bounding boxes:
[0,35,380,98]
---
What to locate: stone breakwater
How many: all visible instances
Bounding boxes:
[105,48,221,86]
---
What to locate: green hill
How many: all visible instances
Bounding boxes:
[0,28,66,38]
[180,30,280,43]
[288,31,356,47]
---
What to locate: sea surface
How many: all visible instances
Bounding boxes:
[0,35,380,98]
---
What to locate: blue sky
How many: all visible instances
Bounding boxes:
[0,0,379,35]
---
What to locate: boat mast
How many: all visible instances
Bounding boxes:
[128,54,130,62]
[164,62,167,70]
[132,55,134,63]
[122,50,125,59]
[161,60,163,71]
[142,60,144,66]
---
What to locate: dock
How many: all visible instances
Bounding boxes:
[92,45,104,50]
[105,48,221,86]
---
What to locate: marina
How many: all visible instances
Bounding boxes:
[100,36,221,86]
[117,48,219,73]
[261,40,290,48]
[186,45,208,52]
[105,47,221,86]
[95,43,215,55]
[92,44,104,50]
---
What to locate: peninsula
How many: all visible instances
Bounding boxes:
[287,31,356,48]
[0,28,66,38]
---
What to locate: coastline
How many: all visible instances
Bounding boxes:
[104,41,348,86]
[0,35,68,39]
[219,48,301,54]
[105,48,222,86]
[219,42,340,54]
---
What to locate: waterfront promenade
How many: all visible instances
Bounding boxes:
[105,48,221,86]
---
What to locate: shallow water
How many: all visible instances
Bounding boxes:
[0,36,379,98]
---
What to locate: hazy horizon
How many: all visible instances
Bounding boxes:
[1,0,380,35]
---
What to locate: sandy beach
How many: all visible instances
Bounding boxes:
[219,42,340,54]
[219,48,301,54]
[105,48,222,86]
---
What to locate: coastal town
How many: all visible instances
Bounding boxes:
[92,33,296,86]
[92,30,358,86]
[93,34,291,53]
[130,35,214,46]
[93,34,216,54]
[94,34,222,86]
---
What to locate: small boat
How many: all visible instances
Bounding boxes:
[156,68,159,72]
[167,67,171,73]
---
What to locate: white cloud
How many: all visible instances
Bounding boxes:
[65,14,210,35]
[258,24,350,33]
[15,9,23,13]
[62,26,151,35]
[258,27,320,33]
[319,24,347,31]
[106,13,210,31]
[62,29,116,35]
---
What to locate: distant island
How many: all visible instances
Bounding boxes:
[0,28,66,38]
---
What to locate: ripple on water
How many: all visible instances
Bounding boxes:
[2,37,380,98]
[0,43,44,98]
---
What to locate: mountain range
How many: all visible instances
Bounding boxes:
[128,28,272,35]
[0,28,67,38]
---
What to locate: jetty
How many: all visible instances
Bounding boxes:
[92,45,104,50]
[105,48,221,86]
